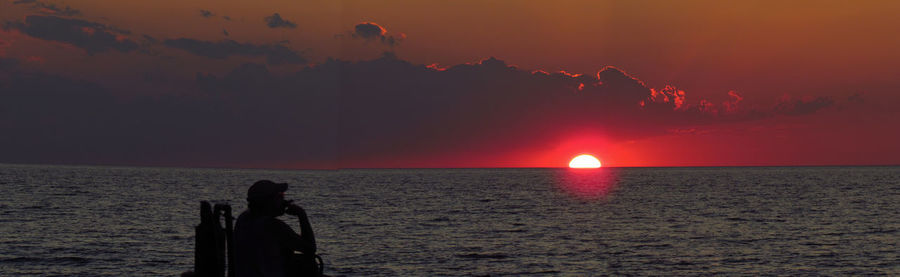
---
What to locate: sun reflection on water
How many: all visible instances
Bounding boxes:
[554,167,619,201]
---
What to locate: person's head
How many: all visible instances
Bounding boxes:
[246,180,288,216]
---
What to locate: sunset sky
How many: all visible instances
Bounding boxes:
[1,0,898,168]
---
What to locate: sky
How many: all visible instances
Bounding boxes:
[1,0,898,168]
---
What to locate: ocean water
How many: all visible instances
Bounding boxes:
[0,165,897,276]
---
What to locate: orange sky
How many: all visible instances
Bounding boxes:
[4,1,900,101]
[1,0,899,168]
[345,1,900,104]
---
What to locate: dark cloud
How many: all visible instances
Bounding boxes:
[847,92,865,103]
[223,16,232,21]
[332,55,845,165]
[335,55,667,162]
[264,13,296,29]
[0,54,843,168]
[141,34,158,43]
[36,2,80,16]
[0,67,337,168]
[0,37,11,54]
[354,22,385,39]
[163,38,306,65]
[12,0,81,17]
[135,35,162,56]
[351,22,404,46]
[0,57,19,70]
[774,95,834,115]
[223,29,229,36]
[3,15,137,54]
[200,10,215,18]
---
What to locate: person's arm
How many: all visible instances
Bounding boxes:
[266,213,316,254]
[284,204,317,253]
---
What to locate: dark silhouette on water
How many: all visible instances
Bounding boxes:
[183,180,323,277]
[234,180,320,277]
[190,202,236,277]
[196,202,227,276]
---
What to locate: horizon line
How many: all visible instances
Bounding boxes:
[1,162,897,171]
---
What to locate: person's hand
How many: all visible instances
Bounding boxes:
[284,203,306,216]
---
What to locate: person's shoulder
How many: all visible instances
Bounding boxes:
[236,211,275,226]
[235,210,256,222]
[262,216,293,231]
[236,210,251,218]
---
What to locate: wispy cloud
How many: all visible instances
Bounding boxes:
[3,15,137,54]
[199,9,215,18]
[347,22,405,46]
[163,38,306,65]
[12,0,81,17]
[264,13,296,29]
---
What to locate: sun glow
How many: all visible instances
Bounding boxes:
[569,154,602,168]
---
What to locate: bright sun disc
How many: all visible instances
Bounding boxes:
[569,154,602,168]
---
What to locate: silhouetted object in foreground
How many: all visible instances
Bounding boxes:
[195,201,227,276]
[185,201,235,277]
[182,181,323,277]
[234,180,322,277]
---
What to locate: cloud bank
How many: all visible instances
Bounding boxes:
[3,15,136,54]
[12,0,81,17]
[351,22,404,46]
[264,13,296,29]
[0,61,337,168]
[0,53,846,168]
[163,38,306,65]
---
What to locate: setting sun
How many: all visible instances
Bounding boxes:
[569,154,602,168]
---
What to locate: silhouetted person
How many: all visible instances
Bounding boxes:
[234,180,316,277]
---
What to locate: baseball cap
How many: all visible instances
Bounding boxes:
[247,180,288,200]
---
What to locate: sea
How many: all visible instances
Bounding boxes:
[0,164,897,276]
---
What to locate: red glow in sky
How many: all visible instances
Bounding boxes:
[1,1,898,168]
